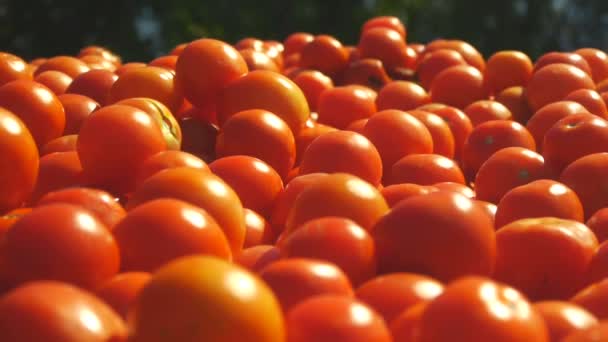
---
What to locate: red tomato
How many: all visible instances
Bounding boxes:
[526,63,595,112]
[235,244,281,273]
[562,321,608,342]
[40,134,77,155]
[0,52,32,86]
[388,153,465,186]
[495,86,534,124]
[33,70,72,95]
[0,281,127,342]
[565,89,608,119]
[430,65,489,109]
[316,85,377,130]
[526,101,589,152]
[571,278,608,320]
[96,272,151,320]
[66,69,118,106]
[299,35,349,77]
[416,49,467,90]
[136,150,208,186]
[34,56,90,78]
[380,183,438,208]
[57,93,100,134]
[362,16,407,39]
[561,153,608,220]
[464,100,513,127]
[28,151,83,203]
[420,104,474,161]
[533,301,598,341]
[587,208,608,243]
[575,48,608,83]
[243,208,275,247]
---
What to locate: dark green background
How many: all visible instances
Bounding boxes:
[2,0,607,62]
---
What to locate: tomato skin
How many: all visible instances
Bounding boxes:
[0,281,127,342]
[587,208,608,243]
[562,321,608,342]
[358,27,409,73]
[316,85,377,130]
[34,70,72,95]
[0,79,65,147]
[388,154,465,186]
[565,89,608,119]
[561,153,608,221]
[526,63,595,112]
[28,151,83,204]
[34,56,90,78]
[495,86,533,124]
[430,65,489,109]
[57,93,100,135]
[236,245,281,273]
[416,49,468,90]
[575,48,608,84]
[0,108,39,214]
[534,52,592,76]
[136,150,208,186]
[130,256,285,342]
[464,100,513,127]
[299,35,349,77]
[286,295,392,342]
[373,191,496,282]
[283,32,314,57]
[4,203,120,290]
[292,70,334,112]
[533,301,598,341]
[380,183,438,208]
[484,50,533,94]
[66,69,118,106]
[362,16,406,40]
[525,101,589,152]
[0,52,32,86]
[96,272,151,320]
[77,104,167,195]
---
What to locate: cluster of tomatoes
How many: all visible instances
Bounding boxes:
[2,15,608,341]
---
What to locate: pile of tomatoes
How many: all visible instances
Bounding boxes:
[2,15,608,341]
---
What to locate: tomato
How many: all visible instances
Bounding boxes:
[4,203,119,289]
[316,85,376,129]
[0,79,65,147]
[78,45,122,68]
[80,54,119,72]
[33,70,72,95]
[115,62,146,76]
[148,55,178,71]
[34,56,90,78]
[474,147,551,204]
[534,52,592,76]
[575,48,608,84]
[294,120,336,165]
[406,109,456,158]
[375,81,428,112]
[339,58,392,91]
[0,108,39,214]
[494,217,597,300]
[420,104,474,161]
[424,39,486,72]
[388,154,465,186]
[96,272,151,320]
[292,70,333,112]
[175,38,248,109]
[235,245,281,273]
[533,301,598,341]
[217,70,310,135]
[279,217,375,286]
[362,16,406,39]
[216,109,295,180]
[130,256,284,342]
[526,101,589,152]
[57,93,100,135]
[495,180,584,228]
[380,183,438,208]
[40,136,76,159]
[565,89,608,119]
[209,156,283,218]
[571,278,608,319]
[560,153,608,220]
[284,173,388,235]
[299,35,349,77]
[484,50,533,94]
[355,273,443,323]
[0,52,32,86]
[526,63,595,112]
[587,208,608,243]
[260,258,353,312]
[389,301,428,341]
[434,181,476,198]
[243,208,274,247]
[430,65,489,109]
[239,48,279,72]
[362,109,433,174]
[358,27,409,73]
[417,276,549,341]
[495,86,534,124]
[416,49,467,90]
[562,321,608,342]
[136,150,208,186]
[0,281,127,342]
[464,100,513,126]
[283,32,314,57]
[299,130,383,186]
[126,167,246,255]
[66,69,118,106]
[286,295,392,342]
[235,37,264,51]
[28,151,83,204]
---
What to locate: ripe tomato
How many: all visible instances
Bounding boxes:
[533,301,598,341]
[115,62,146,76]
[0,52,32,86]
[484,50,533,94]
[526,101,589,152]
[416,49,467,90]
[355,273,443,323]
[560,153,608,220]
[216,109,296,180]
[380,183,438,208]
[495,180,584,228]
[126,167,246,254]
[113,198,231,272]
[57,93,100,134]
[36,187,125,230]
[0,281,127,342]
[317,85,376,129]
[96,272,151,320]
[430,65,489,109]
[294,120,336,165]
[299,35,349,77]
[464,100,513,126]
[239,48,279,72]
[362,16,407,39]
[361,109,433,173]
[372,191,496,282]
[39,131,75,153]
[0,108,38,214]
[243,208,274,247]
[77,104,167,194]
[388,154,465,186]
[136,150,208,186]
[175,38,248,109]
[565,89,608,119]
[66,69,118,106]
[534,52,592,76]
[417,276,549,341]
[462,120,536,179]
[494,217,597,300]
[571,278,608,319]
[130,256,284,342]
[236,245,281,273]
[209,156,283,218]
[495,86,534,124]
[526,63,595,112]
[286,295,392,342]
[358,27,409,72]
[217,70,310,135]
[33,70,72,95]
[80,54,118,72]
[562,321,608,342]
[4,203,119,289]
[424,39,486,71]
[284,173,389,235]
[474,147,551,204]
[542,113,608,173]
[575,48,608,83]
[292,70,333,112]
[283,32,314,57]
[375,81,429,112]
[299,130,383,187]
[339,58,392,91]
[0,79,65,147]
[279,217,376,285]
[34,56,90,78]
[148,55,178,71]
[587,208,608,243]
[420,104,474,161]
[28,151,83,203]
[77,46,122,68]
[389,301,428,341]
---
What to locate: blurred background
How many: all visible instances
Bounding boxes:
[1,0,607,62]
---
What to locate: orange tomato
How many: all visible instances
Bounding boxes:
[380,183,438,208]
[565,88,608,119]
[28,151,83,204]
[358,27,409,73]
[571,278,608,320]
[575,48,608,84]
[362,16,407,39]
[388,154,465,186]
[526,101,589,152]
[57,93,100,135]
[33,70,72,95]
[283,32,314,57]
[407,109,456,158]
[299,35,349,77]
[235,244,281,273]
[376,80,430,111]
[148,55,178,71]
[339,58,392,91]
[424,39,486,72]
[294,120,336,165]
[587,208,608,243]
[316,85,376,129]
[561,153,608,220]
[526,63,595,112]
[130,256,284,342]
[562,321,608,342]
[0,52,32,86]
[533,301,598,341]
[34,56,90,78]
[420,104,474,161]
[416,49,467,90]
[464,100,513,126]
[494,217,597,300]
[495,86,534,124]
[534,52,592,76]
[292,70,333,112]
[96,272,151,320]
[243,208,274,247]
[373,191,496,282]
[430,65,489,109]
[484,50,533,94]
[66,69,118,106]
